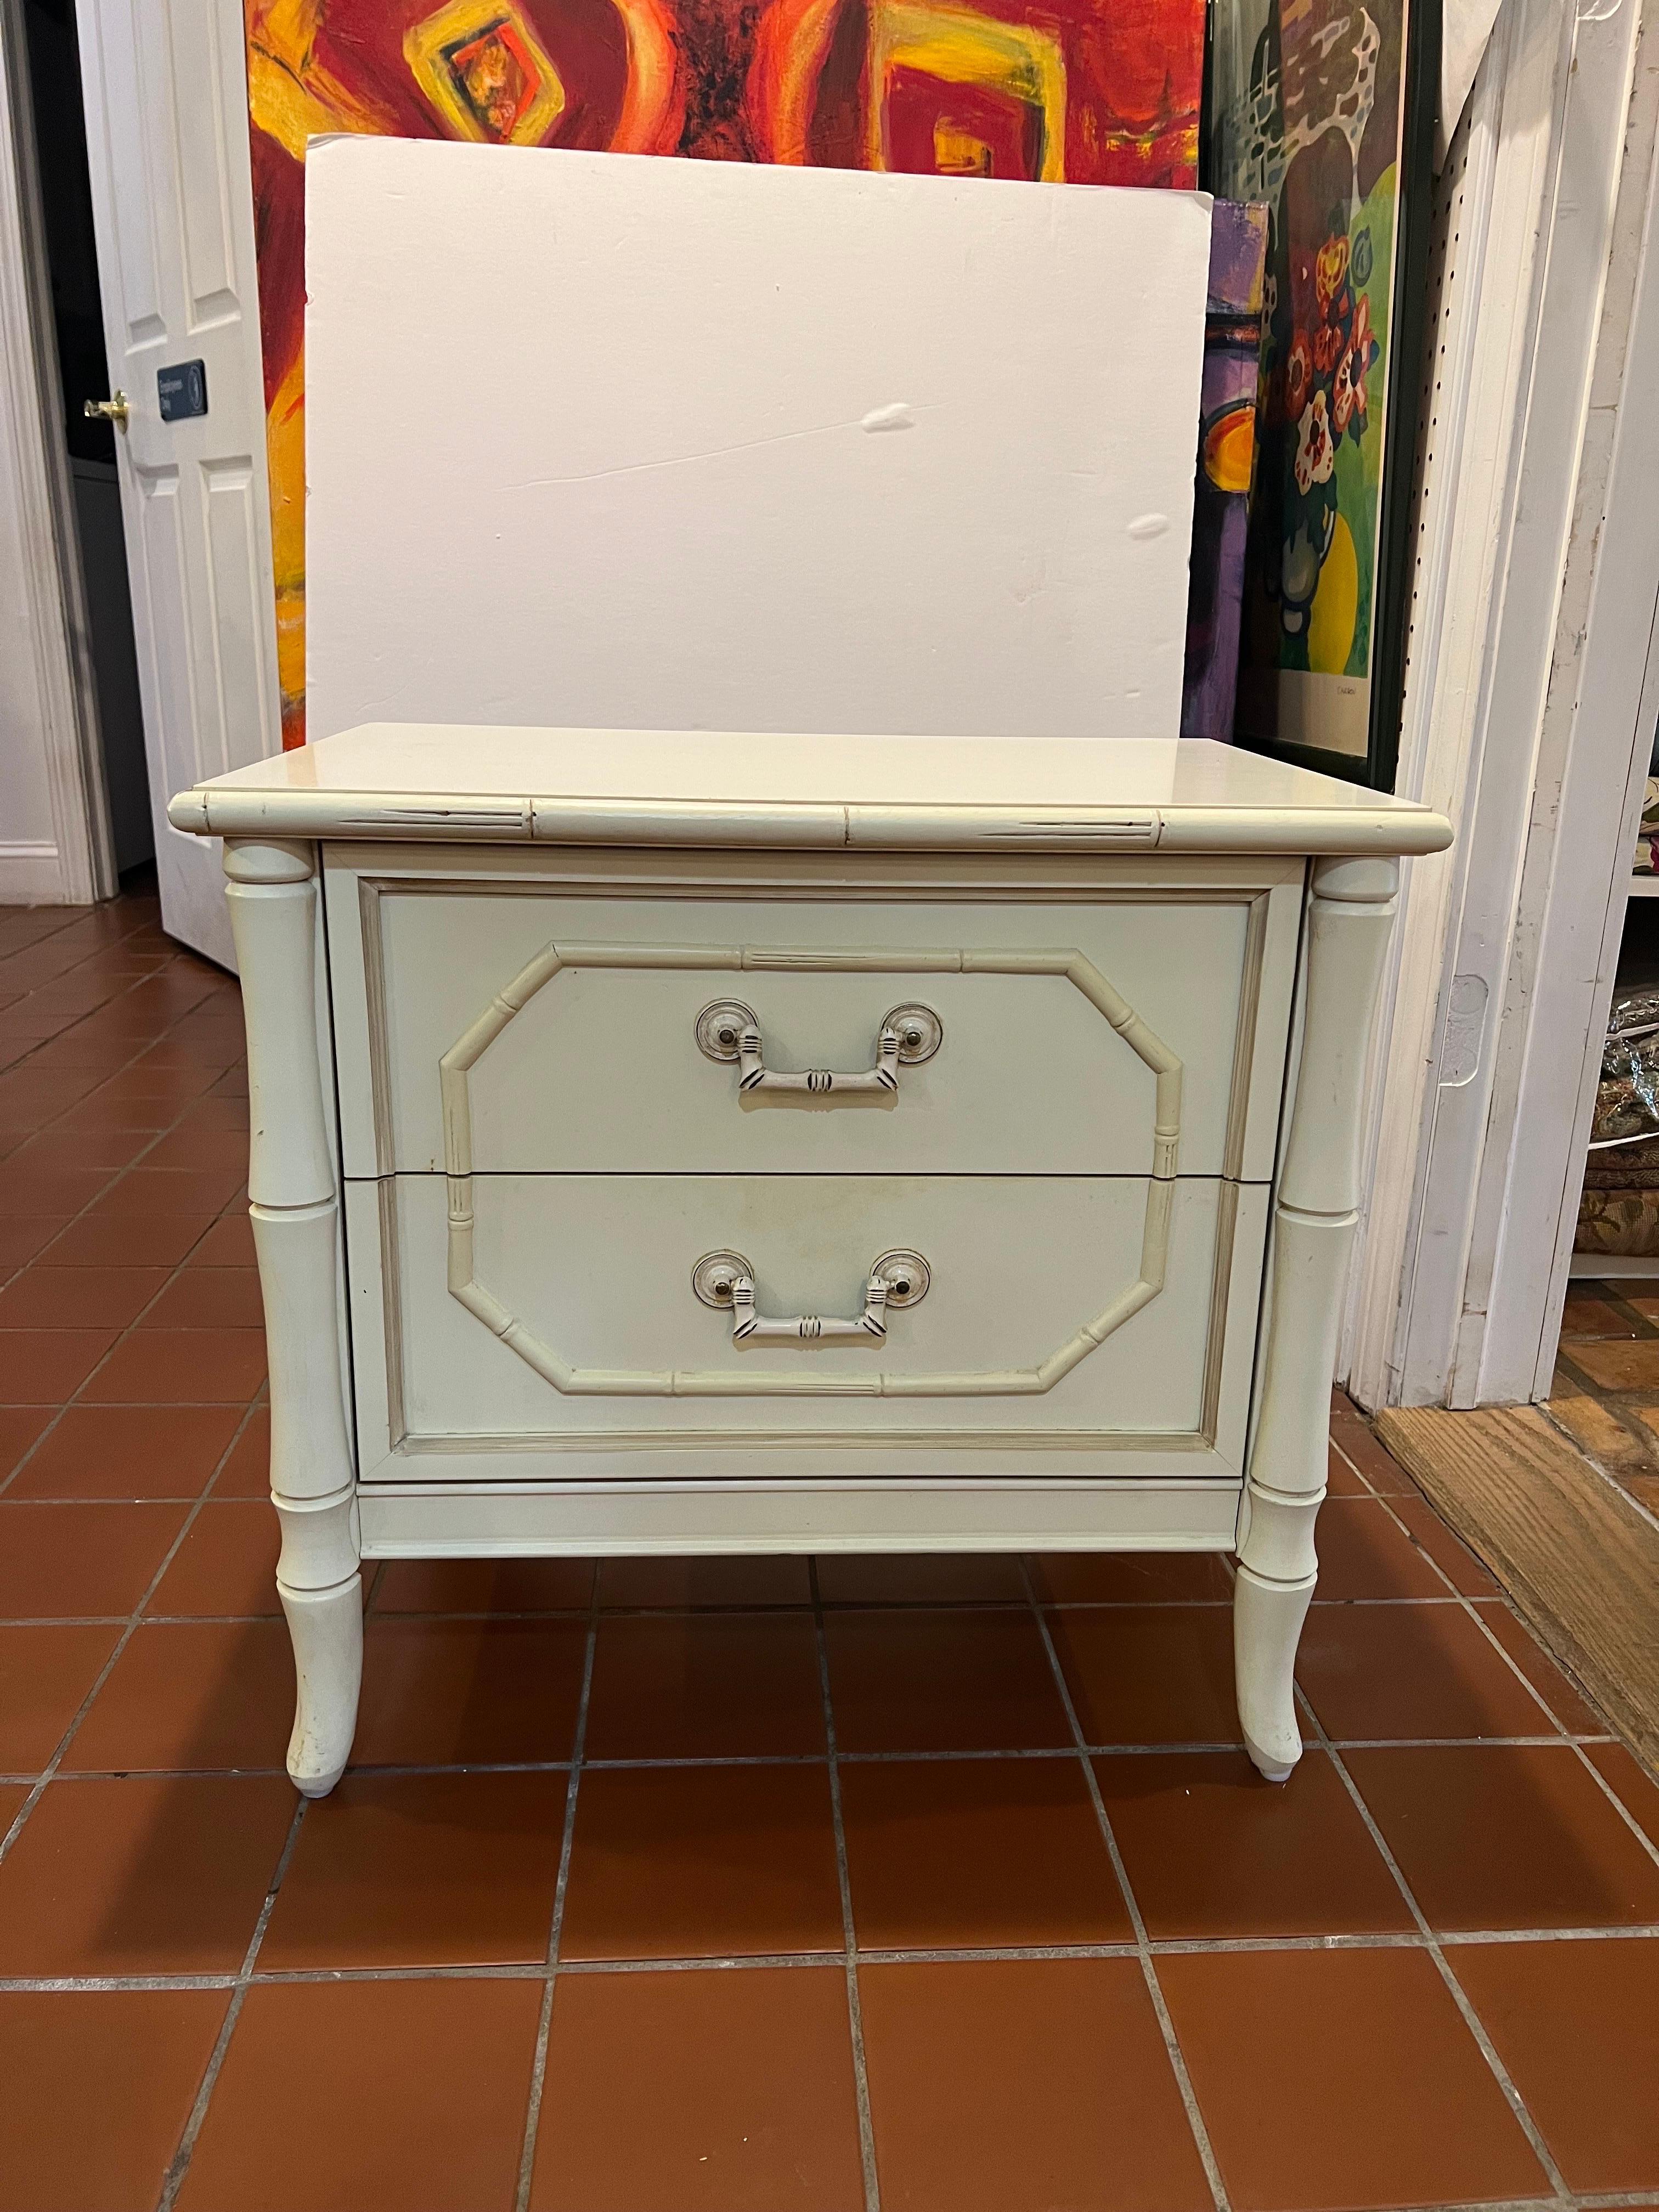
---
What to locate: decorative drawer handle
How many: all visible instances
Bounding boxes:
[695,999,941,1095]
[692,1248,930,1344]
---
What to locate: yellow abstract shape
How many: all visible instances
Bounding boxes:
[1202,403,1256,497]
[866,1,1066,180]
[263,351,308,737]
[405,0,567,145]
[934,122,992,173]
[246,0,399,157]
[1308,511,1359,675]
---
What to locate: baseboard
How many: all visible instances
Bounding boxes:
[0,839,70,904]
[1376,1402,1659,1776]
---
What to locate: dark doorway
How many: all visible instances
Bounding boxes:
[19,0,153,874]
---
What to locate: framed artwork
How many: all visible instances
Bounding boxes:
[1182,199,1268,741]
[1207,0,1440,784]
[243,0,1207,744]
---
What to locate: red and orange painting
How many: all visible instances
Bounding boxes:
[244,0,1204,742]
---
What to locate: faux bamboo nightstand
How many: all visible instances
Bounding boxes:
[171,726,1451,1795]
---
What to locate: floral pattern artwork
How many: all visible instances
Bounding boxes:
[1210,0,1411,760]
[242,0,1206,746]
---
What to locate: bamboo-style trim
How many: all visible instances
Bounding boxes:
[171,781,1455,856]
[1221,892,1272,1184]
[1234,853,1402,1780]
[224,836,362,1798]
[437,936,1183,1399]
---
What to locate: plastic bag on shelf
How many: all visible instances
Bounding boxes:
[1590,987,1659,1147]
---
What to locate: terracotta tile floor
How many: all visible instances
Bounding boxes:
[1551,1282,1659,1520]
[3,884,1659,2211]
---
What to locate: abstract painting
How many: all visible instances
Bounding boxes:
[1208,0,1435,773]
[1181,199,1268,742]
[244,0,1207,744]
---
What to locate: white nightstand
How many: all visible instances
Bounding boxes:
[170,726,1451,1795]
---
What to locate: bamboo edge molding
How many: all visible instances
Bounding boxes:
[167,783,1455,855]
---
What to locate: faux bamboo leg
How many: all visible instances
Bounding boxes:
[225,837,360,1797]
[1235,854,1399,1781]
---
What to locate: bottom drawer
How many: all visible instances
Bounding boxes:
[348,1173,1268,1485]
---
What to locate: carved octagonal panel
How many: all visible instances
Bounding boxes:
[437,938,1183,1397]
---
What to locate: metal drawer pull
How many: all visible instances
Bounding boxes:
[695,999,941,1095]
[691,1248,930,1343]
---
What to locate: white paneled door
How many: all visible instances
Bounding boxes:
[74,0,280,966]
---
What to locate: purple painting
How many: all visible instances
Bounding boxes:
[1181,200,1269,741]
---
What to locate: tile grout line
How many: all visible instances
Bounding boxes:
[155,1790,310,2212]
[0,1393,266,1871]
[1295,1681,1579,2208]
[1322,1423,1659,2198]
[1341,1420,1659,1871]
[0,1029,253,1506]
[1020,1558,1232,2212]
[100,1733,1650,1753]
[0,904,188,1095]
[0,899,133,994]
[4,1914,1659,1999]
[2,1730,1621,1786]
[810,1556,883,2212]
[0,937,228,1142]
[1338,1440,1573,1736]
[0,939,251,1860]
[1565,1740,1659,1870]
[512,1572,601,2212]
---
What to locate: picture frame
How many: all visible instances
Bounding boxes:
[1206,0,1442,787]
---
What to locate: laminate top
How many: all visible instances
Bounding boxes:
[168,726,1454,856]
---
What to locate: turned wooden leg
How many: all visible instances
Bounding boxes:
[227,839,360,1798]
[1234,1562,1313,1781]
[280,1576,363,1798]
[1236,855,1398,1781]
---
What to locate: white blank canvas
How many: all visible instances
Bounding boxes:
[304,138,1211,744]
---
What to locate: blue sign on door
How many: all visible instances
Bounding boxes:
[157,360,207,422]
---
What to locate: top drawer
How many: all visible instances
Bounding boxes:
[326,854,1302,1180]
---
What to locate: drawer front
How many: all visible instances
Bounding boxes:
[330,871,1301,1181]
[346,1171,1269,1481]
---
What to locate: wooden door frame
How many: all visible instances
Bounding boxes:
[1344,0,1659,1408]
[1477,191,1659,1406]
[0,0,115,906]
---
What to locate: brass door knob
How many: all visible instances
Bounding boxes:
[84,391,129,428]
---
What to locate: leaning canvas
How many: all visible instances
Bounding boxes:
[1210,0,1431,770]
[1181,200,1269,743]
[245,0,1208,743]
[303,138,1211,745]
